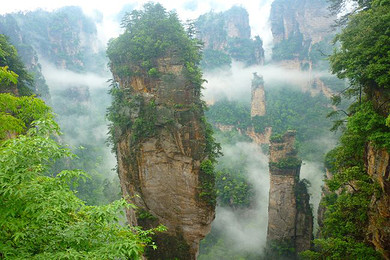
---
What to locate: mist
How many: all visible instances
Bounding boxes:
[201,142,269,257]
[203,61,330,103]
[40,59,118,186]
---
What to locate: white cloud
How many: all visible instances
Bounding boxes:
[40,60,110,90]
[209,142,270,255]
[1,0,275,54]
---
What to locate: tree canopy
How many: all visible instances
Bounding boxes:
[303,0,390,258]
[0,34,33,95]
[0,108,164,259]
[329,0,390,94]
[107,3,202,81]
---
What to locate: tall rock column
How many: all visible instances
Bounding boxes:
[107,4,217,259]
[251,72,266,118]
[266,131,313,258]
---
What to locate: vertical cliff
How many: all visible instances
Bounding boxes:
[270,0,335,67]
[251,73,266,118]
[266,131,313,258]
[365,143,389,259]
[0,7,101,72]
[107,4,218,259]
[0,15,49,99]
[270,0,333,45]
[195,6,265,67]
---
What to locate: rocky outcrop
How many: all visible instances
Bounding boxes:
[246,126,272,145]
[270,0,335,66]
[316,168,333,236]
[0,7,101,72]
[196,6,250,50]
[196,6,265,66]
[111,53,215,258]
[365,143,390,259]
[266,131,313,258]
[0,15,50,99]
[251,73,266,117]
[270,0,333,45]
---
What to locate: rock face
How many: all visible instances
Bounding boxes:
[0,15,50,99]
[251,73,266,118]
[0,6,104,100]
[0,7,101,72]
[365,143,390,259]
[195,6,265,66]
[266,131,313,258]
[112,54,215,258]
[196,6,250,50]
[270,0,333,45]
[246,127,272,145]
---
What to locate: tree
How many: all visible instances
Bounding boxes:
[0,115,164,259]
[0,34,33,95]
[302,0,390,258]
[329,0,390,95]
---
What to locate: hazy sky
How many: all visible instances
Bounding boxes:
[1,0,275,52]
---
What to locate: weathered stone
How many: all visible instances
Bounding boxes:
[246,126,272,145]
[266,131,313,258]
[114,53,215,259]
[365,143,390,259]
[270,0,334,45]
[195,6,265,65]
[251,73,266,118]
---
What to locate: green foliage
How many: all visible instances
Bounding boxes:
[227,37,262,65]
[106,79,158,152]
[301,237,381,259]
[0,93,51,139]
[266,240,296,258]
[270,133,284,143]
[215,169,253,208]
[206,88,333,161]
[272,32,308,61]
[0,66,18,85]
[0,117,164,259]
[138,209,158,221]
[306,102,387,257]
[199,159,217,206]
[329,0,390,91]
[195,11,227,50]
[200,49,232,71]
[206,100,251,128]
[107,3,202,83]
[0,34,33,95]
[4,7,99,73]
[269,157,301,170]
[203,117,222,163]
[307,2,390,256]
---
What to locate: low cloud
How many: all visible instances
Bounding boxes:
[203,61,330,103]
[40,60,110,91]
[208,142,270,256]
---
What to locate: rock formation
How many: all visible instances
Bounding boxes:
[107,5,217,259]
[112,57,215,260]
[195,6,265,66]
[365,143,389,259]
[251,73,266,118]
[266,131,313,258]
[270,0,333,46]
[246,126,272,145]
[0,7,101,73]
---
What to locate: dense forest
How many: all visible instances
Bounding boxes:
[0,0,389,259]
